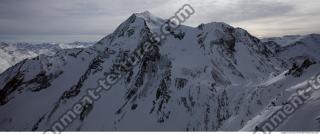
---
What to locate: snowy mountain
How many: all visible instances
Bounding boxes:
[0,42,94,73]
[263,34,320,65]
[0,12,319,131]
[262,35,303,47]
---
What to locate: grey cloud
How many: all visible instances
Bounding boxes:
[0,0,318,37]
[234,0,294,21]
[198,0,295,23]
[0,0,172,35]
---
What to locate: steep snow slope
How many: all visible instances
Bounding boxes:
[0,12,318,131]
[241,63,320,131]
[0,42,94,73]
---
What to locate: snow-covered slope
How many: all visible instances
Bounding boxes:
[0,42,94,73]
[0,12,319,131]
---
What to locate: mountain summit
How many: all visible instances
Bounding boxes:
[0,12,320,131]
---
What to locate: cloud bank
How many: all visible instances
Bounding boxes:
[0,0,319,37]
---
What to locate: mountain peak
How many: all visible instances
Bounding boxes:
[133,11,152,17]
[132,11,165,25]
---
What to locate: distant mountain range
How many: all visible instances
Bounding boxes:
[0,41,94,73]
[0,11,319,131]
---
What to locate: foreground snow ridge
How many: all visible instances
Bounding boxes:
[0,11,320,131]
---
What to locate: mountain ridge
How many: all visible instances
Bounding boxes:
[0,41,94,73]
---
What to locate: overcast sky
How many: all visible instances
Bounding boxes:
[0,0,319,42]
